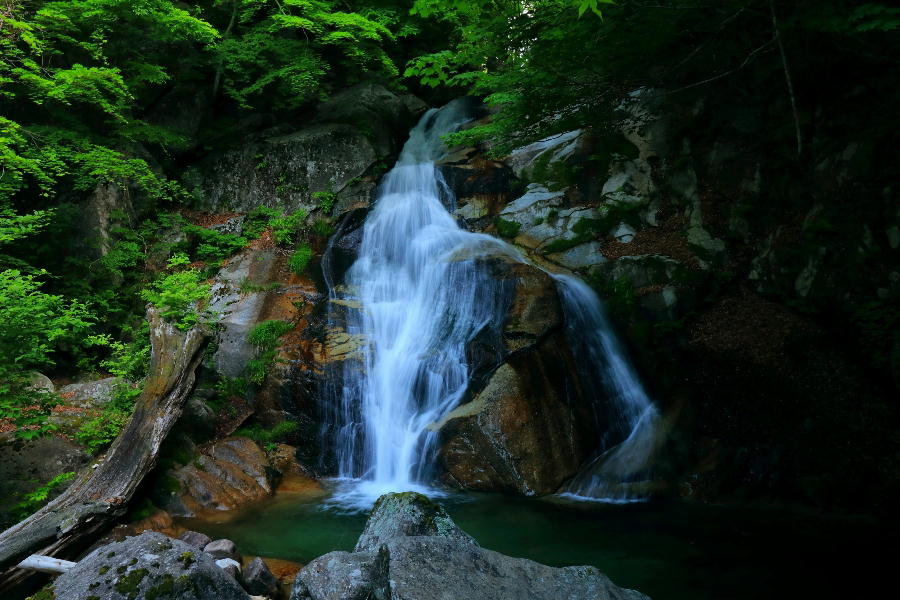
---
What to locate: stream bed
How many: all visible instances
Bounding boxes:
[177,484,894,600]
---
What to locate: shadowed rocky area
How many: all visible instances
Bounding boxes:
[290,492,650,600]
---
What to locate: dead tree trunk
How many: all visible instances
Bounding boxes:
[0,308,208,591]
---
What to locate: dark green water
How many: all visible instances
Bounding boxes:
[179,488,894,599]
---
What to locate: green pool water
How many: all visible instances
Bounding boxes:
[178,487,894,600]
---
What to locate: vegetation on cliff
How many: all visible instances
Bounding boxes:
[0,0,897,513]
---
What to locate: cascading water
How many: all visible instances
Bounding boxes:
[322,99,660,508]
[323,99,517,507]
[554,275,662,502]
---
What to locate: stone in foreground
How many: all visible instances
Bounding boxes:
[53,531,249,600]
[243,556,280,597]
[353,491,475,552]
[292,492,648,600]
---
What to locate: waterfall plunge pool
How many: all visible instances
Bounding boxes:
[176,484,893,600]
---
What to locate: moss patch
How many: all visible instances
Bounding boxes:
[114,568,149,599]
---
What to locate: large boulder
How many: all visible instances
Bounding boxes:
[188,85,425,216]
[506,129,591,182]
[354,492,475,552]
[188,123,376,214]
[291,492,648,600]
[431,257,599,495]
[53,531,250,600]
[438,336,599,496]
[313,83,427,158]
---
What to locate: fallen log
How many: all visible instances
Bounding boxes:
[15,555,75,575]
[0,308,208,592]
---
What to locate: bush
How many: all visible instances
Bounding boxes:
[270,209,308,245]
[235,420,299,449]
[14,471,75,519]
[494,217,521,239]
[246,320,293,384]
[74,382,141,454]
[288,244,313,275]
[140,269,210,330]
[313,190,336,214]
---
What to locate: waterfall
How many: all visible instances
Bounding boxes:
[323,99,516,507]
[554,275,662,502]
[322,99,660,508]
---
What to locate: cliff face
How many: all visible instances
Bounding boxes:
[436,93,898,510]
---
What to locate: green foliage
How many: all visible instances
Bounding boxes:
[215,0,398,110]
[14,471,76,519]
[140,269,211,330]
[0,268,93,436]
[270,209,309,245]
[245,319,293,384]
[238,278,280,293]
[182,224,247,262]
[288,244,314,275]
[313,190,336,214]
[235,419,299,446]
[74,382,140,454]
[494,217,521,239]
[242,206,308,244]
[311,218,335,237]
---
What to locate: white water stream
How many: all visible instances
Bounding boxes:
[323,100,659,508]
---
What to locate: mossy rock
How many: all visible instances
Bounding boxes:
[354,492,477,552]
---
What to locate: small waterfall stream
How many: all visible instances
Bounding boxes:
[554,275,662,501]
[323,100,660,508]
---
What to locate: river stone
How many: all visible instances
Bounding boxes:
[354,492,475,552]
[53,531,250,600]
[216,557,242,581]
[291,550,386,600]
[244,556,279,597]
[204,539,242,563]
[160,437,274,517]
[179,531,212,549]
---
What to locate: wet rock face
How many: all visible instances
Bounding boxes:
[53,531,250,600]
[439,332,598,496]
[291,492,649,600]
[156,438,275,517]
[430,255,597,496]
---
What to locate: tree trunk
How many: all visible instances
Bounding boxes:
[0,308,208,592]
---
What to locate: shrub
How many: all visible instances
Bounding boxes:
[246,320,293,384]
[74,382,141,454]
[140,269,210,330]
[288,244,313,275]
[494,217,521,239]
[311,218,334,237]
[14,471,75,519]
[235,420,299,447]
[270,209,308,245]
[313,190,336,214]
